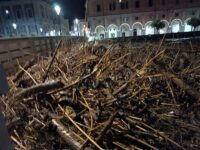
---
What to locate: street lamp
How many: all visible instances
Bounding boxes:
[40,28,43,36]
[12,23,17,37]
[5,10,12,36]
[54,4,62,36]
[5,10,9,14]
[12,23,17,30]
[75,18,79,24]
[75,18,79,36]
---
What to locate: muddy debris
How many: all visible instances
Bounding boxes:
[1,40,200,150]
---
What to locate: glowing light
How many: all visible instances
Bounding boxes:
[5,10,9,14]
[12,23,17,29]
[74,27,77,32]
[54,5,61,15]
[75,18,79,24]
[40,28,43,33]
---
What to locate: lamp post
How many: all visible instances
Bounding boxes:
[12,23,17,37]
[40,28,43,36]
[5,10,9,14]
[75,18,79,36]
[54,4,62,36]
[5,10,12,36]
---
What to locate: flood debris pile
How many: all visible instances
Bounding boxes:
[1,40,200,150]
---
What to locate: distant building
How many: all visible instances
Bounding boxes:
[71,19,89,37]
[87,0,200,39]
[0,0,69,37]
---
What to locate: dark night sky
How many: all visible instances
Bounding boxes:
[54,0,86,21]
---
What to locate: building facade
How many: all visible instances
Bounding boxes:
[87,0,200,39]
[0,0,69,37]
[71,19,89,37]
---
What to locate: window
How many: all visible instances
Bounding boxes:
[45,8,48,18]
[16,10,22,19]
[192,11,195,15]
[97,5,101,12]
[40,6,45,17]
[135,1,140,8]
[120,1,128,9]
[13,5,23,19]
[176,0,179,5]
[120,2,125,9]
[25,4,34,18]
[113,2,116,10]
[109,2,116,11]
[162,0,165,5]
[162,14,165,18]
[148,0,153,7]
[126,2,129,9]
[27,9,33,18]
[135,16,139,20]
[109,3,112,11]
[175,13,179,17]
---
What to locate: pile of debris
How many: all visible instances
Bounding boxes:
[1,40,200,150]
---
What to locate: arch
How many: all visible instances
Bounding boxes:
[107,24,118,38]
[171,19,183,33]
[159,20,169,34]
[120,23,130,37]
[95,25,106,39]
[145,21,154,35]
[184,18,192,32]
[132,22,143,36]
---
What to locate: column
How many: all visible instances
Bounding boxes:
[142,28,145,35]
[129,29,133,36]
[117,30,121,37]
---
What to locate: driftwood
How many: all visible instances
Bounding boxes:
[1,41,200,149]
[96,111,118,142]
[13,58,35,82]
[43,39,62,82]
[154,59,200,102]
[15,79,64,99]
[52,119,82,150]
